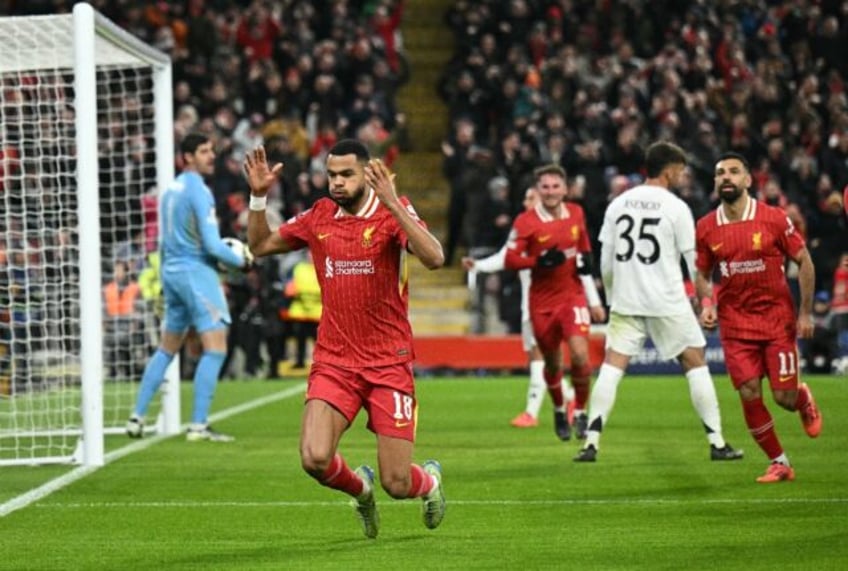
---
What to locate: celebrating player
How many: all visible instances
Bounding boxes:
[575,141,742,463]
[243,140,446,539]
[695,151,822,483]
[126,133,252,442]
[503,165,606,441]
[462,188,574,428]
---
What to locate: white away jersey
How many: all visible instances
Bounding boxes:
[599,184,694,316]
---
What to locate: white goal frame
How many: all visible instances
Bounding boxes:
[0,3,180,467]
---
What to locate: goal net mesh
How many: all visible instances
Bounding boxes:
[0,13,165,464]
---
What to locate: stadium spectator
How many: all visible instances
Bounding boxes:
[802,291,838,374]
[126,133,252,443]
[576,142,742,463]
[243,141,446,539]
[695,151,821,483]
[504,164,605,441]
[283,250,321,370]
[102,260,146,379]
[831,253,848,373]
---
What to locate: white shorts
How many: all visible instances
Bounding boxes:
[606,311,705,360]
[521,319,537,352]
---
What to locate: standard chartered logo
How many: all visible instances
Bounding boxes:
[324,257,375,278]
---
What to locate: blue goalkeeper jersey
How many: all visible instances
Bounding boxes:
[158,171,242,272]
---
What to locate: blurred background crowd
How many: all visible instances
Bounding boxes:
[1,0,847,376]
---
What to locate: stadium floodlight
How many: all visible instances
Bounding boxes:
[0,3,179,467]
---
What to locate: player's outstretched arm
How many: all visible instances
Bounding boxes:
[243,146,290,258]
[364,158,444,269]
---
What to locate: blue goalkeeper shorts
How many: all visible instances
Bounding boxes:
[161,265,230,334]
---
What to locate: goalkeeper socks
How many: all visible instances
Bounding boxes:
[319,454,365,497]
[526,360,546,417]
[406,463,436,498]
[741,396,784,460]
[685,366,726,448]
[543,368,565,408]
[133,349,175,417]
[192,350,226,424]
[583,363,624,448]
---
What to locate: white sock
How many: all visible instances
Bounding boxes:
[685,366,725,448]
[771,453,790,466]
[526,360,546,417]
[584,363,624,449]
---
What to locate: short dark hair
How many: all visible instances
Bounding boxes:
[328,139,370,163]
[644,141,687,177]
[716,151,750,172]
[179,133,210,156]
[533,163,567,182]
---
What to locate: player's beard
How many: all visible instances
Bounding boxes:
[718,183,744,204]
[330,183,366,209]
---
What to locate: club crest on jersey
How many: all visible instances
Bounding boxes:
[571,225,580,240]
[362,225,376,248]
[752,232,762,250]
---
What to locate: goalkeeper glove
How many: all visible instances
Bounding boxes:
[241,246,255,271]
[536,248,566,268]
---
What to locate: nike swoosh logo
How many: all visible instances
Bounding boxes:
[710,243,723,252]
[538,235,552,243]
[779,375,793,383]
[394,421,412,428]
[318,233,331,240]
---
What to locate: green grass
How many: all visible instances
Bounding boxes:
[0,375,845,570]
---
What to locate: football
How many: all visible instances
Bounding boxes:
[218,237,253,272]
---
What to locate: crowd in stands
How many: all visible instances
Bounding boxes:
[1,0,407,379]
[2,0,848,376]
[439,0,848,370]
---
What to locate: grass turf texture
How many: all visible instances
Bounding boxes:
[0,375,845,570]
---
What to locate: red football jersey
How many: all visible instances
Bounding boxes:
[278,191,424,367]
[696,198,806,340]
[504,201,591,312]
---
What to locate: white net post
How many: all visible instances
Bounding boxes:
[74,2,105,466]
[0,3,175,466]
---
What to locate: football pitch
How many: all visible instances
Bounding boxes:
[0,374,845,570]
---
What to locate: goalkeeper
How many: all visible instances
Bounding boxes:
[126,133,251,442]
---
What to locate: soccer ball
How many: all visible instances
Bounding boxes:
[218,237,253,272]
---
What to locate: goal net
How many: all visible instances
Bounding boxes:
[0,3,177,466]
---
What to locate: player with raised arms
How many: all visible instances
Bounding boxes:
[243,140,446,539]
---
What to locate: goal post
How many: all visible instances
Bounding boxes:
[0,3,179,467]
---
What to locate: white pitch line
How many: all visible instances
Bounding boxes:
[0,383,306,518]
[32,497,848,510]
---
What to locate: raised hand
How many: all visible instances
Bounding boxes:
[243,146,283,196]
[363,158,397,205]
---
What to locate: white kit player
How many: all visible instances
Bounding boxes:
[574,141,742,463]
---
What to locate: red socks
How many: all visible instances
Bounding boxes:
[543,368,565,408]
[571,362,591,409]
[741,397,784,460]
[406,464,436,498]
[318,454,364,497]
